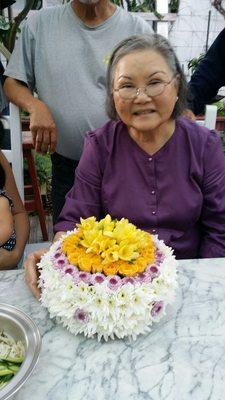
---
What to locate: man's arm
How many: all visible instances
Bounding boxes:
[4,77,57,153]
[189,28,225,116]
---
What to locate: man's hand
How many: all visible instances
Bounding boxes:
[29,99,57,154]
[182,108,196,121]
[24,248,48,299]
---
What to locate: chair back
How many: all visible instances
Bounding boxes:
[0,103,24,201]
[196,105,217,130]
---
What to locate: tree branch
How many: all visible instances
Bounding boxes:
[8,0,38,52]
[211,0,225,18]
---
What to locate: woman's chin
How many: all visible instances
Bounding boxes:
[131,119,159,134]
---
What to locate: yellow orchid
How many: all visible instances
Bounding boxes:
[62,215,155,277]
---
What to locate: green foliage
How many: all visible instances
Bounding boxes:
[213,99,225,116]
[0,0,41,55]
[35,153,52,185]
[187,53,205,74]
[213,100,225,153]
[111,0,179,12]
[220,131,225,153]
[20,109,29,117]
[169,0,180,12]
[0,16,19,51]
[0,16,10,31]
[24,153,52,187]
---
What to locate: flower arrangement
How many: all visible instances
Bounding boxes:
[39,215,178,341]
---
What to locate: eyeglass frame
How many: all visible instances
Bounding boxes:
[113,74,178,100]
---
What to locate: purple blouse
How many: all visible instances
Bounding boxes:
[55,117,225,259]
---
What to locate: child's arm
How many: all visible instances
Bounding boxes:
[0,151,30,269]
[0,196,14,245]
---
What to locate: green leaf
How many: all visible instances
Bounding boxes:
[0,16,10,31]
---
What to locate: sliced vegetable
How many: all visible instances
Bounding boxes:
[0,331,25,390]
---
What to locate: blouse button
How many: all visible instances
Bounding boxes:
[152,211,156,215]
[151,190,155,195]
[152,229,156,233]
[148,157,153,162]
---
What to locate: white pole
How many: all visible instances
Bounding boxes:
[156,0,168,14]
[156,0,169,38]
[204,105,217,130]
[10,103,24,202]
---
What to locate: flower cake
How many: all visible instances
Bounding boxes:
[39,215,178,340]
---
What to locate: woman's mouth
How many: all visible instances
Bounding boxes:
[133,109,155,116]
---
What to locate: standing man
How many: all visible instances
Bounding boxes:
[4,0,152,223]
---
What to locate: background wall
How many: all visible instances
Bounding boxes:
[169,0,225,78]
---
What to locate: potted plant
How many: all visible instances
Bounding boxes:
[212,99,225,132]
[23,152,52,211]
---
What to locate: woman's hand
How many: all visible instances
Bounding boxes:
[24,248,48,299]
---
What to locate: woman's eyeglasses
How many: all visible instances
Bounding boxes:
[113,76,176,100]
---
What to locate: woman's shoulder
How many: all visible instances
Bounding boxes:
[176,116,221,146]
[0,193,11,209]
[85,119,124,150]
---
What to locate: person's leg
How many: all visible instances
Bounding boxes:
[51,153,79,225]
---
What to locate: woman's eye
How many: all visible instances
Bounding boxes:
[121,84,134,88]
[148,81,161,86]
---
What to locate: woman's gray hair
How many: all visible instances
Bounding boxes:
[106,34,189,120]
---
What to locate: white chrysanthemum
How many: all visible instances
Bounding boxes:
[38,234,178,341]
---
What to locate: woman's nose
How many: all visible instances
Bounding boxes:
[133,88,152,102]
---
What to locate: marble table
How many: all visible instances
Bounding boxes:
[1,258,225,400]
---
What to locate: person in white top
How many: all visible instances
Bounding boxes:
[4,0,153,223]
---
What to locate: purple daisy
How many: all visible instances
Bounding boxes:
[53,257,68,270]
[122,276,135,285]
[151,301,164,317]
[155,250,165,262]
[72,273,82,285]
[91,273,105,285]
[146,265,160,279]
[74,308,89,323]
[107,275,122,290]
[135,272,151,283]
[78,271,91,284]
[53,251,62,259]
[62,264,78,275]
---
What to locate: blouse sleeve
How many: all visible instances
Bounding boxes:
[54,133,104,233]
[199,131,225,258]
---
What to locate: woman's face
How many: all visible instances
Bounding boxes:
[113,49,179,134]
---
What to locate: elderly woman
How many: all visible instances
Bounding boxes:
[25,34,225,298]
